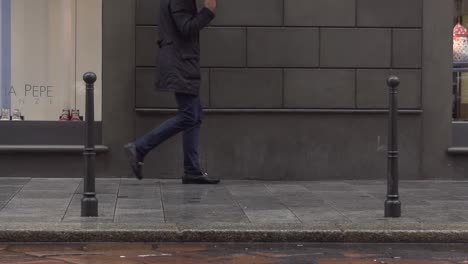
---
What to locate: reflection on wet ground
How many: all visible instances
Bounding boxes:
[0,242,467,263]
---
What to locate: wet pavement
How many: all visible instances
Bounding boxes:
[0,178,467,242]
[0,178,467,225]
[0,242,467,263]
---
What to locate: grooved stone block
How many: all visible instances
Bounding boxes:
[357,0,422,27]
[211,0,283,26]
[136,0,160,25]
[321,28,391,68]
[201,28,246,67]
[136,0,284,26]
[284,69,355,108]
[136,68,210,108]
[248,28,319,67]
[393,29,422,68]
[285,0,355,26]
[136,114,421,180]
[210,69,283,108]
[356,69,421,109]
[136,26,158,67]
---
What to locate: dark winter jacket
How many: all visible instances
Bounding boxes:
[156,0,215,95]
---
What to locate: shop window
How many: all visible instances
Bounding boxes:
[454,0,468,120]
[0,0,101,121]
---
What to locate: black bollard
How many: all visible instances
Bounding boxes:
[384,76,401,218]
[81,72,98,217]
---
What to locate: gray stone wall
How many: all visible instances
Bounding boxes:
[135,0,422,111]
[133,0,427,180]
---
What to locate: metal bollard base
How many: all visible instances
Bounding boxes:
[384,199,401,218]
[81,194,98,217]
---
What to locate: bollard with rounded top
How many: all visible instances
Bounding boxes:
[83,72,97,84]
[385,75,401,218]
[81,72,98,217]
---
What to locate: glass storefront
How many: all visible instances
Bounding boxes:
[454,0,468,120]
[0,0,101,121]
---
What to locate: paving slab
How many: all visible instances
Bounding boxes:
[116,199,162,210]
[244,209,301,224]
[114,209,165,223]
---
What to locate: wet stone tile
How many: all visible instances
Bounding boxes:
[244,209,301,224]
[162,190,235,206]
[118,185,161,199]
[346,180,385,185]
[3,198,70,209]
[0,206,66,215]
[328,199,382,211]
[312,191,375,201]
[0,215,63,223]
[64,195,117,218]
[22,179,80,192]
[161,182,226,192]
[116,199,162,210]
[303,182,355,192]
[425,200,468,209]
[114,209,165,223]
[347,185,387,194]
[276,193,328,208]
[0,186,22,195]
[399,181,445,188]
[61,216,115,223]
[237,197,289,211]
[265,184,311,194]
[14,191,74,200]
[226,184,272,197]
[401,190,464,201]
[64,205,115,219]
[292,207,350,223]
[342,210,420,224]
[120,178,159,185]
[76,182,120,194]
[0,178,30,186]
[69,194,118,204]
[164,205,249,224]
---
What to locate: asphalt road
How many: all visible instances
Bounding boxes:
[0,242,467,263]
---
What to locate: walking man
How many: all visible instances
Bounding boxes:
[124,0,219,184]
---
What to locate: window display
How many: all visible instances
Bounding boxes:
[454,23,468,63]
[0,0,101,121]
[453,0,468,120]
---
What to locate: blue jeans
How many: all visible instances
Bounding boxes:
[135,93,203,175]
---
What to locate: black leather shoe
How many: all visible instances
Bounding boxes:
[124,143,144,180]
[182,172,220,184]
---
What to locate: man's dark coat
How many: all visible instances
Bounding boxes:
[156,0,215,95]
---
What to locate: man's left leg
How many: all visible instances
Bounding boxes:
[182,96,202,175]
[181,95,219,184]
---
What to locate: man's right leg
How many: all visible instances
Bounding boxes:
[125,114,185,180]
[135,93,199,158]
[135,114,185,158]
[125,93,199,179]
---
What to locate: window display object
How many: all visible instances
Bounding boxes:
[0,108,23,121]
[60,109,82,121]
[0,109,9,121]
[11,109,21,121]
[454,23,468,63]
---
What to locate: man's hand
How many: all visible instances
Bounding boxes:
[204,0,216,12]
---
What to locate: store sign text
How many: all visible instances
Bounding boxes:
[24,84,53,97]
[3,84,54,105]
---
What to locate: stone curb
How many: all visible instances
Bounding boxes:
[1,229,468,243]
